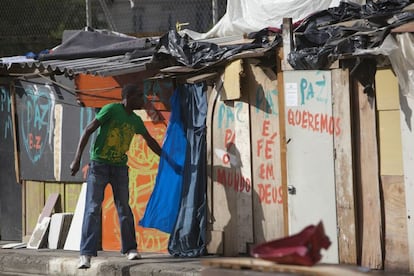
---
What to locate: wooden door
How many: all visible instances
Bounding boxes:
[283,70,339,263]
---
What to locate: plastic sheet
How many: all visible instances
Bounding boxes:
[153,30,281,68]
[182,0,363,39]
[139,89,186,233]
[288,0,414,70]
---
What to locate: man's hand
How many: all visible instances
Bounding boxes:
[70,160,80,176]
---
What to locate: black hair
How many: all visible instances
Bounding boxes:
[121,83,139,99]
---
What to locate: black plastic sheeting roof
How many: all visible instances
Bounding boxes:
[0,28,281,77]
[1,0,414,78]
[287,0,414,70]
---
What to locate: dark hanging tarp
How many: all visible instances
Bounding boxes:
[139,88,186,234]
[139,82,208,257]
[168,82,208,257]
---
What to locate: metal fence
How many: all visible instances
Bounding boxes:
[0,0,227,56]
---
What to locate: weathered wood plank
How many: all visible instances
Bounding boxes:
[234,91,253,253]
[64,183,83,213]
[332,68,357,264]
[381,175,409,272]
[276,48,289,235]
[399,92,414,272]
[247,59,284,244]
[202,257,370,275]
[206,82,223,254]
[352,80,383,269]
[24,181,45,235]
[211,75,253,255]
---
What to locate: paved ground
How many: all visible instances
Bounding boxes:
[0,240,204,276]
[0,241,411,275]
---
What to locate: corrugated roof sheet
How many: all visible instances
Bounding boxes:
[0,54,152,77]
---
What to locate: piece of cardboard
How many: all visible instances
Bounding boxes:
[63,183,87,251]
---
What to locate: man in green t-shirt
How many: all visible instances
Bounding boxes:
[70,83,162,269]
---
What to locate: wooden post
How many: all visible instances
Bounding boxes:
[276,48,289,236]
[352,79,383,269]
[282,18,293,71]
[332,68,357,264]
[10,82,20,184]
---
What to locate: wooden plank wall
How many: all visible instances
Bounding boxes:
[247,60,284,244]
[207,57,284,256]
[376,69,409,272]
[23,180,82,237]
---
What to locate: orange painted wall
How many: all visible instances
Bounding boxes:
[75,73,174,253]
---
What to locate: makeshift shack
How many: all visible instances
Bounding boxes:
[1,0,414,274]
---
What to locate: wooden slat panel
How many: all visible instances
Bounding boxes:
[332,68,357,264]
[247,59,284,244]
[381,175,409,271]
[353,80,383,269]
[399,93,414,272]
[64,183,83,213]
[206,83,223,254]
[378,111,404,176]
[234,95,253,253]
[375,69,399,111]
[212,85,238,256]
[211,77,253,255]
[202,257,370,275]
[25,181,44,235]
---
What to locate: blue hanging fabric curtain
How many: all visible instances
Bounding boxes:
[168,82,208,257]
[139,88,187,233]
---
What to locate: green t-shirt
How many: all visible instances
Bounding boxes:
[91,103,146,166]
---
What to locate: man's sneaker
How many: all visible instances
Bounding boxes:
[78,255,91,269]
[126,249,141,260]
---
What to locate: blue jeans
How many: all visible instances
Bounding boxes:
[80,161,137,256]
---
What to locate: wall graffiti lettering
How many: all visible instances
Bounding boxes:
[287,109,341,136]
[299,73,328,105]
[255,119,282,205]
[255,86,278,118]
[19,84,55,163]
[258,184,283,204]
[217,101,243,129]
[216,167,252,193]
[0,86,12,139]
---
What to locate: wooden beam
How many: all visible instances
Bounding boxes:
[381,175,409,271]
[276,48,289,236]
[352,80,383,269]
[10,82,20,184]
[184,72,218,84]
[332,68,357,264]
[399,93,414,272]
[281,18,293,71]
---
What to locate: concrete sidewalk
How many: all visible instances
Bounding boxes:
[0,241,204,276]
[0,241,408,276]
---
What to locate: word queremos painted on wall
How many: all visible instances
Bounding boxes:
[287,74,341,136]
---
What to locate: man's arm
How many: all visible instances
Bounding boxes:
[70,118,101,176]
[142,130,162,157]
